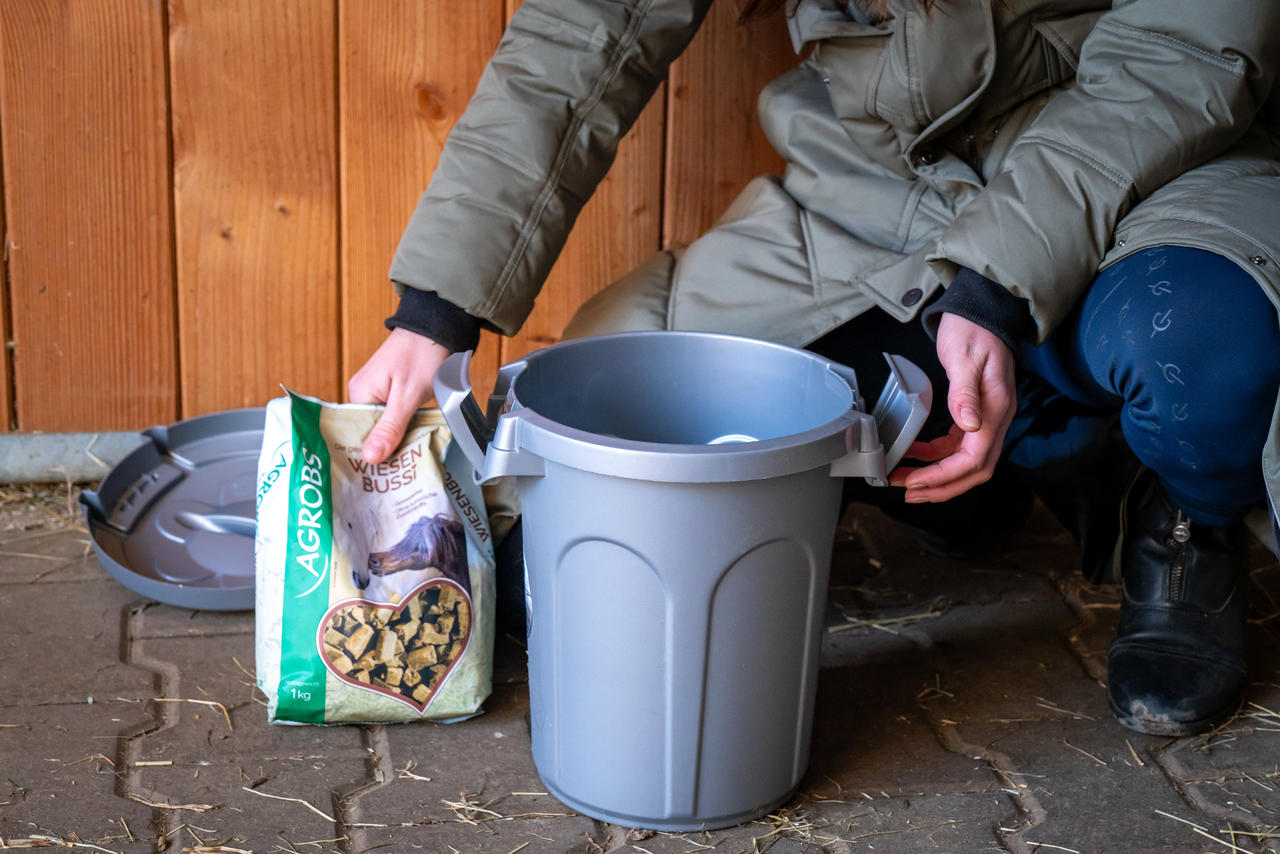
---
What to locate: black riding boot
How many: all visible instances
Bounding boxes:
[1106,470,1250,735]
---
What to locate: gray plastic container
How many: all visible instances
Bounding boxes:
[435,331,930,830]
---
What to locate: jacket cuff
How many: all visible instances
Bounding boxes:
[920,267,1035,353]
[385,285,482,354]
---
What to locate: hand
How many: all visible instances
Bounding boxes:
[889,313,1016,502]
[348,328,452,464]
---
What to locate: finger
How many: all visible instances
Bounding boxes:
[362,383,423,464]
[946,359,984,432]
[900,454,979,494]
[888,430,963,487]
[900,428,964,463]
[903,468,995,503]
[347,372,387,406]
[900,425,1001,490]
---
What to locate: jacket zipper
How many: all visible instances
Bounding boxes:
[1168,511,1191,601]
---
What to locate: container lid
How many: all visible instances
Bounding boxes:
[80,408,264,611]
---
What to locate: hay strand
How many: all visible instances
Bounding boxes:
[239,786,334,822]
[1034,697,1097,721]
[152,698,233,731]
[830,598,948,635]
[127,794,217,812]
[1062,738,1108,767]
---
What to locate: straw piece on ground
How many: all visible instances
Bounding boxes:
[152,698,233,731]
[1034,697,1097,721]
[239,786,334,822]
[829,598,949,635]
[396,761,430,781]
[2,836,120,853]
[1125,739,1145,767]
[1062,738,1108,767]
[63,754,114,768]
[127,794,217,812]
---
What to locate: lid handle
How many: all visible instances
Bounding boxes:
[434,351,495,479]
[434,351,543,483]
[872,353,932,472]
[829,353,931,485]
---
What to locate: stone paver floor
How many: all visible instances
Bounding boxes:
[1,483,1278,853]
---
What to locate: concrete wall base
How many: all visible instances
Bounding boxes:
[0,432,146,483]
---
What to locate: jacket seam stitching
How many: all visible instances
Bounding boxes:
[904,11,930,126]
[1017,133,1130,189]
[479,0,652,320]
[1093,19,1245,76]
[516,4,607,46]
[447,133,551,188]
[1031,20,1079,70]
[1115,214,1270,257]
[893,181,927,254]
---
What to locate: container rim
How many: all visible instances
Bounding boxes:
[501,331,869,483]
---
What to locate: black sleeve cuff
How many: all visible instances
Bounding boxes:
[920,267,1035,352]
[385,285,482,354]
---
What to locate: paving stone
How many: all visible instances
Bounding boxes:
[347,812,602,853]
[823,578,1081,673]
[349,682,543,826]
[129,599,255,639]
[802,791,1016,853]
[1153,676,1280,844]
[0,578,157,705]
[1180,777,1280,849]
[1056,576,1121,682]
[0,529,100,585]
[130,633,369,764]
[343,680,608,852]
[602,792,1016,854]
[493,630,531,686]
[1001,504,1086,585]
[805,663,1000,797]
[131,757,369,849]
[0,702,153,849]
[911,601,1108,726]
[949,716,1214,854]
[834,507,1063,611]
[1156,674,1280,779]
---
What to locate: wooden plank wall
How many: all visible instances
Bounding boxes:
[0,1,176,431]
[0,1,796,435]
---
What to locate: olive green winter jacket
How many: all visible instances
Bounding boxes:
[389,0,1280,526]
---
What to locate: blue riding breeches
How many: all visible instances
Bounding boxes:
[1022,246,1280,525]
[810,246,1280,527]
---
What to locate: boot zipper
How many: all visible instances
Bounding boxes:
[1167,510,1191,601]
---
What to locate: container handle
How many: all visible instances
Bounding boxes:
[434,351,494,477]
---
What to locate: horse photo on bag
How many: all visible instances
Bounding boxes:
[356,512,470,601]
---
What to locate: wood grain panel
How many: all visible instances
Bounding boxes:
[0,1,176,431]
[339,1,505,402]
[664,6,795,249]
[169,0,338,414]
[0,137,11,431]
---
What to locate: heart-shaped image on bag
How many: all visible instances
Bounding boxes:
[318,579,472,712]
